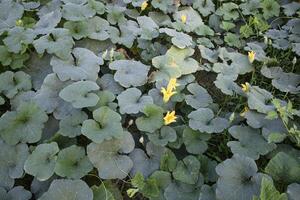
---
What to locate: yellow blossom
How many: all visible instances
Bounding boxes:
[141,1,148,11]
[167,78,179,91]
[241,82,250,93]
[240,106,249,117]
[15,19,23,26]
[161,87,176,103]
[164,111,177,125]
[181,14,187,23]
[248,51,256,63]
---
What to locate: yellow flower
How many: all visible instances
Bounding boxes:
[161,87,176,103]
[240,106,249,117]
[167,78,179,91]
[15,19,23,26]
[241,82,250,93]
[141,1,148,11]
[164,111,177,125]
[181,14,187,23]
[248,51,256,63]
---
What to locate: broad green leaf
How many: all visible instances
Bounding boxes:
[136,104,164,133]
[38,179,93,200]
[287,183,300,200]
[0,186,32,200]
[0,102,48,145]
[265,152,300,185]
[58,111,87,138]
[261,0,280,19]
[0,0,24,34]
[183,127,210,154]
[3,27,36,53]
[185,83,212,109]
[34,10,62,35]
[51,47,102,82]
[82,106,123,143]
[54,145,93,179]
[255,177,288,200]
[33,28,74,60]
[0,71,31,99]
[173,155,201,184]
[188,108,229,134]
[24,142,59,181]
[59,81,99,108]
[152,46,199,80]
[87,131,134,179]
[193,0,215,17]
[117,87,153,114]
[130,142,165,178]
[109,60,150,88]
[228,125,276,160]
[216,155,268,200]
[148,126,177,146]
[0,140,28,190]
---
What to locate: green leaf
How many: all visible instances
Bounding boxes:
[185,83,213,109]
[255,177,288,200]
[137,16,159,40]
[240,24,254,38]
[92,181,122,200]
[136,104,164,133]
[0,186,32,200]
[220,21,236,31]
[82,106,123,143]
[63,20,90,40]
[54,145,93,179]
[87,16,110,41]
[224,33,242,48]
[33,28,74,60]
[247,86,274,114]
[188,108,229,134]
[0,102,48,145]
[183,127,211,154]
[0,71,32,99]
[34,10,62,35]
[152,46,199,80]
[51,47,102,82]
[147,126,177,146]
[265,152,300,185]
[0,140,29,190]
[172,7,204,32]
[109,60,150,88]
[159,28,193,49]
[130,142,165,178]
[193,0,215,17]
[216,3,239,20]
[117,88,153,114]
[58,111,87,138]
[216,155,267,200]
[92,182,120,200]
[287,183,300,200]
[24,142,59,181]
[173,155,201,184]
[59,81,99,108]
[261,0,280,19]
[0,0,24,34]
[62,2,95,21]
[227,125,276,160]
[3,27,36,53]
[38,179,93,200]
[87,131,134,179]
[160,148,178,172]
